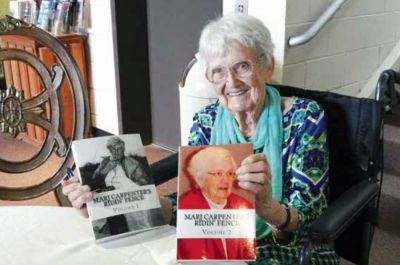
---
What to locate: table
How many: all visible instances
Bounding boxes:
[0,206,177,265]
[0,206,248,265]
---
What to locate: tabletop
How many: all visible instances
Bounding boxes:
[0,206,177,265]
[0,206,249,265]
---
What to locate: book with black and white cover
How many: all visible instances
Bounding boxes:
[176,144,256,262]
[71,134,167,244]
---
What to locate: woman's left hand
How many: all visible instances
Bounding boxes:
[236,153,272,200]
[236,153,298,231]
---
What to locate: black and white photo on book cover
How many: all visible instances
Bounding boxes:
[71,134,166,243]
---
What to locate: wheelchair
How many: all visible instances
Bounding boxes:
[149,56,400,265]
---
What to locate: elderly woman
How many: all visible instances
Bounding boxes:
[63,14,339,264]
[180,146,251,208]
[177,14,339,265]
[178,146,255,260]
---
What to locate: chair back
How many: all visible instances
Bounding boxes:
[276,85,382,200]
[276,85,383,264]
[0,16,89,205]
[179,54,217,145]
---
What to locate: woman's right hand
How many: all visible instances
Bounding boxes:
[62,176,93,218]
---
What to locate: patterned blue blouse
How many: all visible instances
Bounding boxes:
[184,96,340,265]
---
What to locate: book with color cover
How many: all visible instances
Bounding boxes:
[176,144,256,262]
[71,134,166,243]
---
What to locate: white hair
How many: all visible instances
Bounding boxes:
[106,136,125,150]
[187,146,237,188]
[198,14,275,70]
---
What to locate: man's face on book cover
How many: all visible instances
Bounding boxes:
[201,155,236,204]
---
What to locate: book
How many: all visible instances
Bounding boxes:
[52,0,71,35]
[36,0,53,30]
[71,134,167,244]
[23,0,38,24]
[70,0,86,34]
[36,0,59,31]
[176,144,256,262]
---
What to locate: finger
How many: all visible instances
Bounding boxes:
[71,191,92,210]
[236,160,269,175]
[68,187,91,209]
[61,180,83,196]
[61,176,80,187]
[237,172,266,185]
[68,184,91,203]
[241,153,267,165]
[238,181,265,194]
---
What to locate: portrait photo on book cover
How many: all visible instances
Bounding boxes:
[77,136,152,192]
[178,144,254,210]
[75,135,164,240]
[177,144,256,260]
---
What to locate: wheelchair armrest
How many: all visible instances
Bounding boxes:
[309,179,379,244]
[150,153,179,186]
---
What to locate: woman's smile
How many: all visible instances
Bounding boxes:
[226,88,250,97]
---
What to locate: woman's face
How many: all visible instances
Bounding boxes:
[109,143,124,161]
[201,155,236,205]
[205,44,274,114]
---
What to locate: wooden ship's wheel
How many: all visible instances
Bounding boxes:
[0,16,89,203]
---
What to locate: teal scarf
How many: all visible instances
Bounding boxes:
[210,85,283,240]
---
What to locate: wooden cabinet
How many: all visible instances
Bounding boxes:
[0,34,89,144]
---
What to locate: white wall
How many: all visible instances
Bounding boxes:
[283,0,400,96]
[88,0,400,138]
[86,0,121,134]
[224,0,400,97]
[223,0,286,82]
